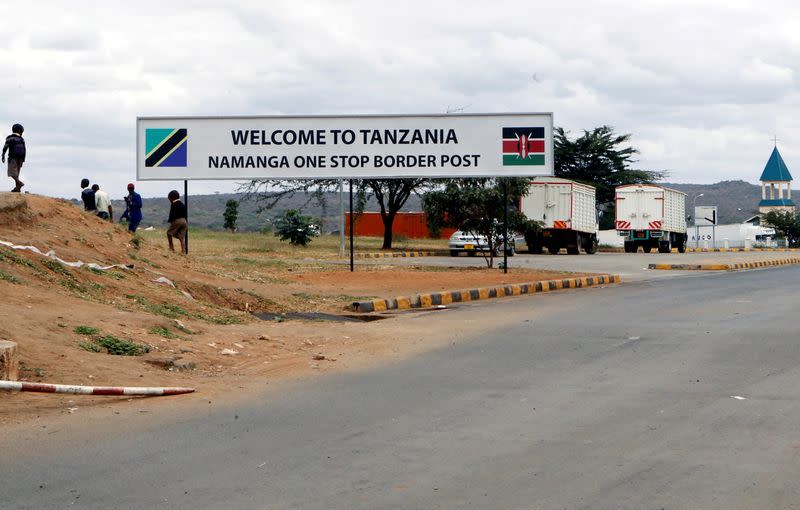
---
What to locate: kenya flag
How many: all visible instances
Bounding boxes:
[502,127,545,166]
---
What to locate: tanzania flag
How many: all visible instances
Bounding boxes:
[145,128,188,168]
[502,127,545,166]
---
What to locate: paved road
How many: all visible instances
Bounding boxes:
[3,267,800,509]
[343,250,800,282]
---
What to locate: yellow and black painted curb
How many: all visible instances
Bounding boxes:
[649,257,800,271]
[351,274,621,313]
[673,247,800,253]
[354,250,448,259]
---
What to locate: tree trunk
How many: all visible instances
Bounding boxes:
[381,212,396,250]
[0,341,18,381]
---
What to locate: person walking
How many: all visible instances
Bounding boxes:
[2,124,26,192]
[126,183,143,233]
[92,184,113,221]
[166,190,188,253]
[80,178,96,212]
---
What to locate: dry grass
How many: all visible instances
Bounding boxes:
[136,229,448,260]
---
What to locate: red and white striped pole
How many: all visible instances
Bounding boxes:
[0,380,194,396]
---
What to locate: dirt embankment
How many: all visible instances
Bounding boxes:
[0,193,575,426]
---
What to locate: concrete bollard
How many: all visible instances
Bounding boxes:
[724,239,729,249]
[745,238,752,250]
[0,341,18,381]
[703,240,709,250]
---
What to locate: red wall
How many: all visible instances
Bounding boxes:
[345,212,456,239]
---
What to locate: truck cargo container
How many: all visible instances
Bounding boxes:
[615,184,687,253]
[521,177,598,254]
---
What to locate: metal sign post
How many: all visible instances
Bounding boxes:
[184,179,188,254]
[339,179,344,257]
[349,179,354,272]
[503,178,509,274]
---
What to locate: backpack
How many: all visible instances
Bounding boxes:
[10,137,25,161]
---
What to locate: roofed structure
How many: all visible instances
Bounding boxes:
[758,146,795,215]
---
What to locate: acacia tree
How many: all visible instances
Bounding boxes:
[240,178,430,249]
[423,178,529,268]
[555,126,665,228]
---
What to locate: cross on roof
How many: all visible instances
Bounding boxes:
[772,135,779,147]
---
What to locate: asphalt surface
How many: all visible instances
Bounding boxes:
[3,267,800,509]
[345,250,800,282]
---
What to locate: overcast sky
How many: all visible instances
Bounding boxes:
[2,0,798,199]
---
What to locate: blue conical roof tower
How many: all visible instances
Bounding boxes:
[760,147,793,182]
[759,145,795,215]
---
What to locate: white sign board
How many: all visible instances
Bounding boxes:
[136,113,554,180]
[695,206,718,226]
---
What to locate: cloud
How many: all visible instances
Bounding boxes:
[29,33,100,52]
[2,0,800,199]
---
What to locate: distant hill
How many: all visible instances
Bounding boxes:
[93,192,423,233]
[71,180,761,232]
[660,180,761,224]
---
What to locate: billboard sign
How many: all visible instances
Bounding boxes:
[136,113,554,180]
[695,206,718,226]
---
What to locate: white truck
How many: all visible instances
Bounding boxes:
[521,177,599,254]
[615,184,687,253]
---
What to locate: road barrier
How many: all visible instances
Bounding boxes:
[0,380,195,396]
[649,257,800,271]
[351,274,621,313]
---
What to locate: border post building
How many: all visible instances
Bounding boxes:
[758,145,795,216]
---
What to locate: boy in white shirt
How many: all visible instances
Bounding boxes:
[92,184,113,221]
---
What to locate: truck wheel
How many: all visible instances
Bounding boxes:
[642,245,653,253]
[677,237,687,253]
[506,245,515,257]
[467,251,476,257]
[584,235,599,255]
[658,240,671,253]
[525,233,543,254]
[450,250,459,257]
[566,233,581,255]
[624,241,636,253]
[547,244,560,255]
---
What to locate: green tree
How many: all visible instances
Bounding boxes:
[423,178,529,268]
[554,126,665,229]
[274,209,319,246]
[762,210,800,247]
[223,199,239,232]
[241,179,431,250]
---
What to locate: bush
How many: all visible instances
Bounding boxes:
[97,335,151,356]
[523,220,544,251]
[74,325,100,335]
[274,209,319,246]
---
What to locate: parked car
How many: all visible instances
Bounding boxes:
[448,230,516,257]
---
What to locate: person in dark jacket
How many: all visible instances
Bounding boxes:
[2,123,26,192]
[126,183,143,233]
[80,178,96,211]
[166,189,187,253]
